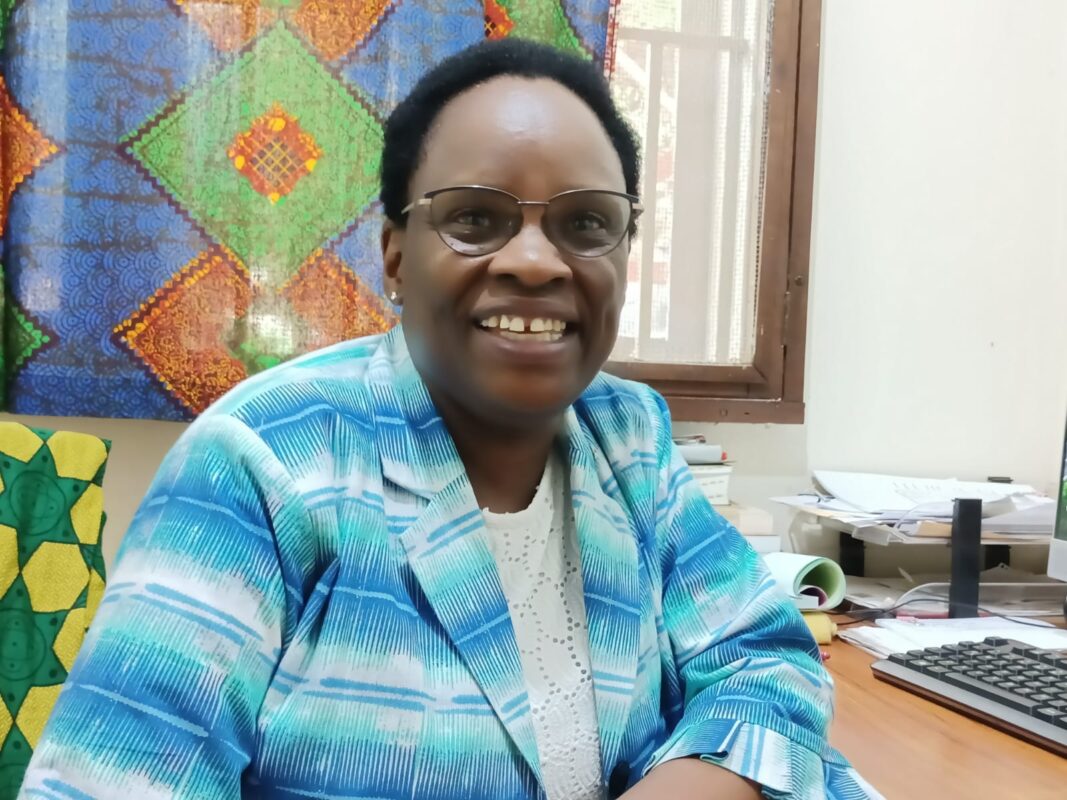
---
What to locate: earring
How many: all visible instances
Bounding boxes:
[388,290,401,304]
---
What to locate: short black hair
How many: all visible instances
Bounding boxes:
[380,38,641,224]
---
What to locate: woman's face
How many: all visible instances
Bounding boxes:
[383,77,631,430]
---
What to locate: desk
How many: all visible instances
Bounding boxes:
[826,638,1067,799]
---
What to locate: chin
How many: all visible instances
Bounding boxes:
[482,380,578,426]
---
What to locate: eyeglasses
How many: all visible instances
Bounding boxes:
[401,185,642,258]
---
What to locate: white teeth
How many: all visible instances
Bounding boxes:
[500,330,563,343]
[477,315,569,337]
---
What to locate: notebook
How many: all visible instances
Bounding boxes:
[764,552,847,611]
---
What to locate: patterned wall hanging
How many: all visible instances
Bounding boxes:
[0,0,616,420]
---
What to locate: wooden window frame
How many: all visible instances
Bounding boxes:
[605,0,821,424]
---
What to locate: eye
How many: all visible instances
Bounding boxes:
[449,208,494,228]
[568,212,610,233]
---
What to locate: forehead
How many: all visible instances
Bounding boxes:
[412,76,627,197]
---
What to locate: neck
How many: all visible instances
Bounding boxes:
[431,392,562,513]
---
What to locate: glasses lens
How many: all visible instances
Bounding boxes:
[545,191,632,257]
[428,188,519,256]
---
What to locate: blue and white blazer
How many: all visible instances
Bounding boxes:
[22,328,880,800]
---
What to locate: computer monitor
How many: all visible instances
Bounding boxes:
[1047,412,1067,581]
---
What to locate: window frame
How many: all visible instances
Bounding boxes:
[605,0,821,424]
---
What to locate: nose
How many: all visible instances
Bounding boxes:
[486,208,572,288]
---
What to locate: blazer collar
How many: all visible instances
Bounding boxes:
[367,327,465,499]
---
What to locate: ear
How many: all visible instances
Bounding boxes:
[382,220,405,300]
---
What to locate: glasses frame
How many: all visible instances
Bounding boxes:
[400,185,644,258]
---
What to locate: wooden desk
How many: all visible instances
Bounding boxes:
[826,638,1067,799]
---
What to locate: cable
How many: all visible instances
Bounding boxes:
[836,594,1057,629]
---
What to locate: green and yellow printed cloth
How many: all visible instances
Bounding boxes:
[0,423,108,797]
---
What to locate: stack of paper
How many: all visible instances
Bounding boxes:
[812,470,1038,514]
[844,565,1067,617]
[772,470,1054,545]
[839,616,1067,659]
[981,502,1057,534]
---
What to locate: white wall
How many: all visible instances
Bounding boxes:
[685,0,1067,570]
[806,0,1067,490]
[4,0,1066,576]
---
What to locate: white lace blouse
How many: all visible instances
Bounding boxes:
[481,454,607,800]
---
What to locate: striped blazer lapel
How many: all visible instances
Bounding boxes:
[370,329,543,786]
[561,408,641,781]
[397,476,544,786]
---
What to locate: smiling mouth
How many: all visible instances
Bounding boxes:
[476,315,572,343]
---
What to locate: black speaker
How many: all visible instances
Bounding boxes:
[948,498,982,618]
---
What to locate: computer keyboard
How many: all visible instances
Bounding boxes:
[871,636,1067,756]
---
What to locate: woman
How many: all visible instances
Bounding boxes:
[22,40,879,800]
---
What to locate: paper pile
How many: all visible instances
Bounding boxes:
[839,616,1067,659]
[773,470,1054,545]
[844,565,1067,617]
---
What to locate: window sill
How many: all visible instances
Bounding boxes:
[661,396,805,424]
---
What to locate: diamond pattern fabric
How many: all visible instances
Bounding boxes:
[0,1,616,418]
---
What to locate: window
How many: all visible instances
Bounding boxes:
[606,0,820,422]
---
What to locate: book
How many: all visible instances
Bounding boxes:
[764,552,847,611]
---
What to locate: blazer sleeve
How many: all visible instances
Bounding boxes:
[640,391,882,800]
[19,414,307,799]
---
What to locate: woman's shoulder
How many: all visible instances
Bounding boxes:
[205,333,391,430]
